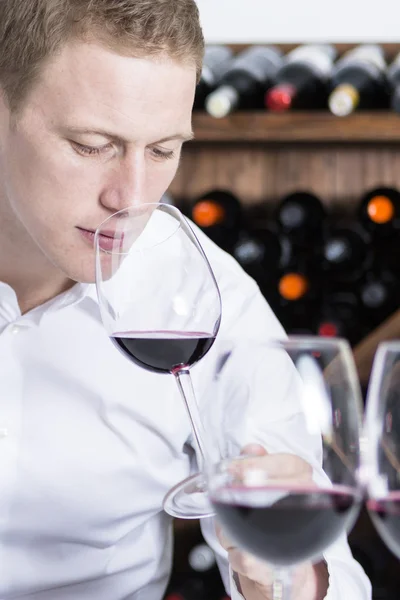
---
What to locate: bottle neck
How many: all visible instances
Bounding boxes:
[205,84,240,118]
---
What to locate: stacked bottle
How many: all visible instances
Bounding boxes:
[328,45,388,117]
[164,543,227,600]
[205,45,282,118]
[265,44,337,111]
[194,46,233,110]
[186,185,400,345]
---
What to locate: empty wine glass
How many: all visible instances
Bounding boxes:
[204,337,364,600]
[364,340,400,559]
[94,202,222,518]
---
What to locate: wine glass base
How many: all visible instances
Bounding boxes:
[163,472,215,519]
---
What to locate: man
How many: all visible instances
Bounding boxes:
[0,1,371,599]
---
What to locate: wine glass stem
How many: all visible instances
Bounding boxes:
[174,369,211,471]
[272,567,293,600]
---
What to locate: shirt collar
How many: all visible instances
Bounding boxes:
[0,281,98,329]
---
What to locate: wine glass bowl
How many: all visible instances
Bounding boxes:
[94,202,222,518]
[364,341,400,559]
[204,337,364,598]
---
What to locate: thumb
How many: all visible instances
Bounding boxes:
[240,443,268,457]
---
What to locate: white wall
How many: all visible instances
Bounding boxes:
[196,0,400,43]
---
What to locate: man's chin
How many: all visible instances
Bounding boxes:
[61,264,96,286]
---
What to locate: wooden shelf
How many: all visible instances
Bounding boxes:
[191,112,400,144]
[353,309,400,388]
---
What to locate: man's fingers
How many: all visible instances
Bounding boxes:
[240,443,268,457]
[215,521,235,551]
[226,548,274,587]
[230,453,313,481]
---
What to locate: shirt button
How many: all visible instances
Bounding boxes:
[0,428,9,439]
[10,324,22,335]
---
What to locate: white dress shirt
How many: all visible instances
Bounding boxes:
[0,226,371,599]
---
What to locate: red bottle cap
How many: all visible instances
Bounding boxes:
[318,322,339,338]
[265,84,296,112]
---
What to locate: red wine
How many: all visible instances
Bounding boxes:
[328,45,388,116]
[232,227,292,284]
[322,223,372,282]
[358,187,400,237]
[205,46,282,118]
[359,268,400,326]
[211,485,360,566]
[314,291,368,346]
[368,493,400,559]
[194,45,233,110]
[275,191,326,247]
[190,189,242,251]
[266,44,337,111]
[111,331,216,374]
[388,51,400,113]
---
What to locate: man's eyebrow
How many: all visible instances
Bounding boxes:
[155,132,195,143]
[66,127,194,143]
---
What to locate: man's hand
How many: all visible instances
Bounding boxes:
[215,444,329,600]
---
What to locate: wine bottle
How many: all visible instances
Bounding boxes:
[359,268,400,327]
[164,543,225,600]
[205,45,282,118]
[314,291,368,346]
[232,227,292,285]
[265,44,337,111]
[190,189,242,251]
[276,265,321,334]
[275,191,326,247]
[388,51,400,113]
[194,45,234,110]
[358,186,400,237]
[328,45,388,117]
[277,270,312,304]
[321,222,372,282]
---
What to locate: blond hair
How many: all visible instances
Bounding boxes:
[0,0,204,112]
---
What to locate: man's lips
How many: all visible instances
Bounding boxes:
[77,227,125,251]
[77,227,124,240]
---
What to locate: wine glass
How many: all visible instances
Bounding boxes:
[364,340,400,559]
[204,337,364,600]
[94,202,222,519]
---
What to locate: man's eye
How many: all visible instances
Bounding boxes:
[150,147,176,160]
[72,142,113,156]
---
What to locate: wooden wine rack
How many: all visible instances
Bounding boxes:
[171,45,400,594]
[169,44,400,384]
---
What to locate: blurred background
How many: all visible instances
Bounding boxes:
[164,2,400,598]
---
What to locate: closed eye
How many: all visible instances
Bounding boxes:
[71,141,113,157]
[150,147,176,160]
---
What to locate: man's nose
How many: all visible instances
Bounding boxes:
[100,152,146,212]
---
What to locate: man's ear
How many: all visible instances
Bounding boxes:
[0,86,11,131]
[0,86,13,160]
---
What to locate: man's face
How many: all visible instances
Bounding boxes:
[0,41,196,283]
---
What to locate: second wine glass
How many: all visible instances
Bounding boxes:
[205,337,364,600]
[94,202,221,518]
[364,340,400,560]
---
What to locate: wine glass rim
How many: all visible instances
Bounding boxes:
[267,335,351,351]
[375,339,400,352]
[94,202,183,255]
[95,202,182,229]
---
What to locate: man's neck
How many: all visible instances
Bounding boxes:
[0,264,75,315]
[10,278,75,315]
[0,220,74,315]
